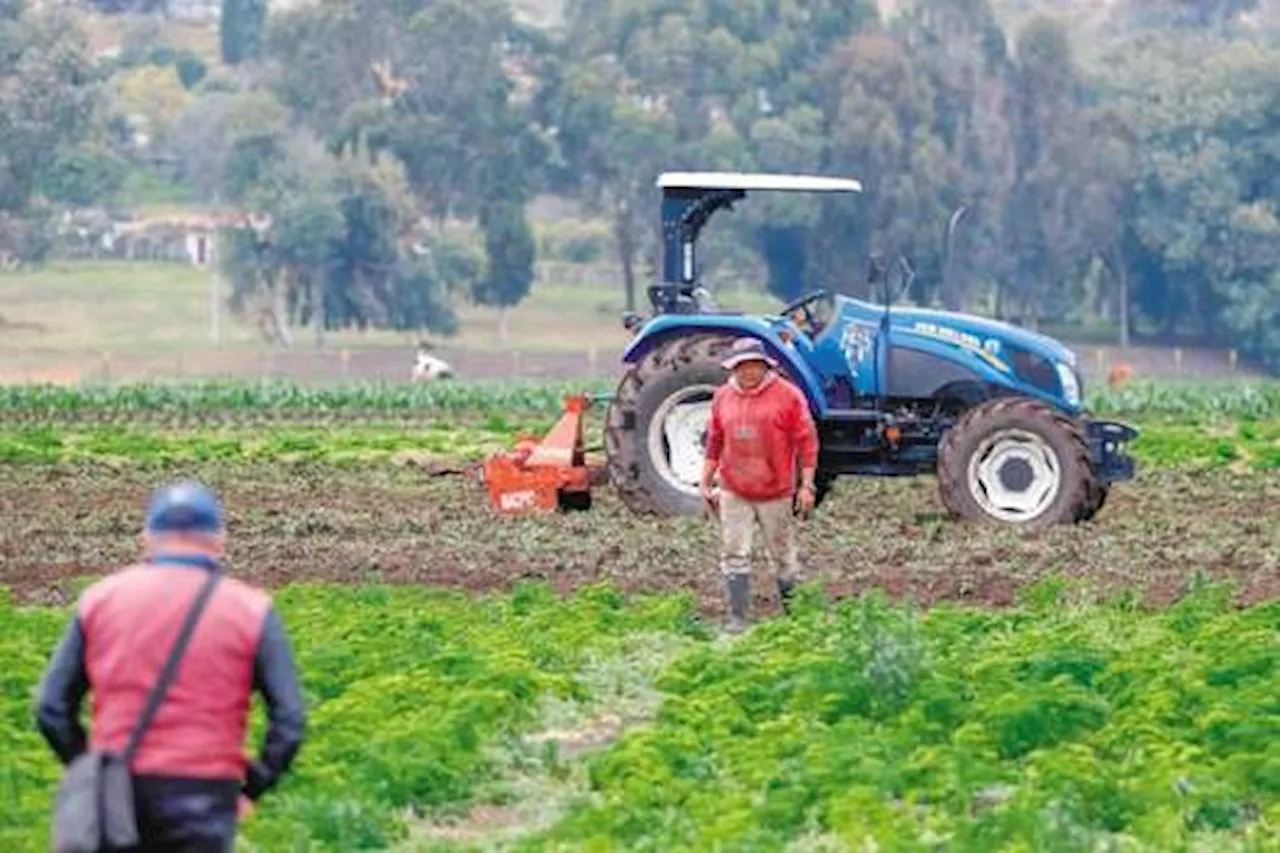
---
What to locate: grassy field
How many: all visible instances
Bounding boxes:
[0,260,631,360]
[0,260,783,382]
[0,381,1275,849]
[1,260,1265,385]
[3,561,1276,850]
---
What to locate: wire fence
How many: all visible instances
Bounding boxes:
[3,344,620,387]
[3,340,1260,389]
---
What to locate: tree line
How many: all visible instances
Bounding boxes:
[2,0,1279,369]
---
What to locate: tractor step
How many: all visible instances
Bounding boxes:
[824,408,886,423]
[1086,420,1140,484]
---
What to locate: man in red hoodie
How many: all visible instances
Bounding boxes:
[701,337,820,632]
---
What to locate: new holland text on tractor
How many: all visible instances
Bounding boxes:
[602,172,1139,530]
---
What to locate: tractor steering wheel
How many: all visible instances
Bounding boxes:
[780,290,830,336]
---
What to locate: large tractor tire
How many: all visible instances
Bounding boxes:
[605,333,832,517]
[936,396,1099,531]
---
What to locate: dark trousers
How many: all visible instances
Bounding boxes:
[116,776,239,852]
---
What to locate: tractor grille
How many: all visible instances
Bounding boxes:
[1010,349,1060,396]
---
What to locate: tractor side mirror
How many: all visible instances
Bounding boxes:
[867,255,885,285]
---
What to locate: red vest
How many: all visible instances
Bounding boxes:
[78,563,270,780]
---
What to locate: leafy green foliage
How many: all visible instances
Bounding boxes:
[1092,32,1280,371]
[0,379,614,419]
[0,583,702,852]
[4,582,1274,851]
[1088,380,1280,421]
[173,50,207,90]
[220,0,269,66]
[0,4,115,225]
[0,424,531,465]
[217,120,464,343]
[533,585,1279,850]
[2,377,1277,420]
[474,202,536,313]
[264,0,545,331]
[0,378,1276,467]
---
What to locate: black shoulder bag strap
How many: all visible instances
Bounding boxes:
[121,571,223,764]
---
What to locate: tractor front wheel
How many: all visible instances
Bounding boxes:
[937,397,1098,531]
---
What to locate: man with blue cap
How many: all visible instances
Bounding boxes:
[36,480,307,851]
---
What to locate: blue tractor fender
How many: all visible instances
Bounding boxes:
[623,315,830,417]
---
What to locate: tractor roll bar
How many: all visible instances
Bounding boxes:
[653,172,862,315]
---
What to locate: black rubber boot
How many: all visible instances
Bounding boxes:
[725,574,750,634]
[777,577,797,615]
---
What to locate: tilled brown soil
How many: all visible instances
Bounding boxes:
[2,463,1276,613]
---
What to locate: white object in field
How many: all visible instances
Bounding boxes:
[412,349,454,381]
[657,172,863,193]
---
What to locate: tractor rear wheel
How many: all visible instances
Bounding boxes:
[605,333,830,517]
[937,397,1098,531]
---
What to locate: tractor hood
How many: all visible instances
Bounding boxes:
[887,306,1079,368]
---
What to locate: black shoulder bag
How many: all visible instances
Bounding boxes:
[52,571,222,853]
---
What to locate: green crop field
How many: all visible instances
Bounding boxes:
[1,378,1278,470]
[0,377,1276,850]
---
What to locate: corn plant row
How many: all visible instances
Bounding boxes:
[0,377,1277,422]
[1087,379,1280,419]
[0,407,523,430]
[1,420,1274,469]
[0,379,615,423]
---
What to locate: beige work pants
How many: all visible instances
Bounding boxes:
[719,489,803,582]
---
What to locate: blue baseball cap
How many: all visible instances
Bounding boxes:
[144,481,224,534]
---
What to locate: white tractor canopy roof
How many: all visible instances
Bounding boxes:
[657,171,863,193]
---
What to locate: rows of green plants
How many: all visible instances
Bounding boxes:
[1087,380,1280,421]
[0,424,543,466]
[4,581,1275,851]
[531,581,1279,850]
[0,418,1275,469]
[0,582,703,852]
[0,380,616,424]
[1,378,1278,423]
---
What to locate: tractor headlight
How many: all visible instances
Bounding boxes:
[1056,362,1081,406]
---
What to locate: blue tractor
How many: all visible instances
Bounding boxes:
[604,172,1139,529]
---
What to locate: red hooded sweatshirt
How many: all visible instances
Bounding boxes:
[705,371,819,502]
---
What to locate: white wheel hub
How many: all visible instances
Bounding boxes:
[647,385,716,495]
[966,428,1062,523]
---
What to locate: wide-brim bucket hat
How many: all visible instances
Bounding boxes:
[721,337,779,370]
